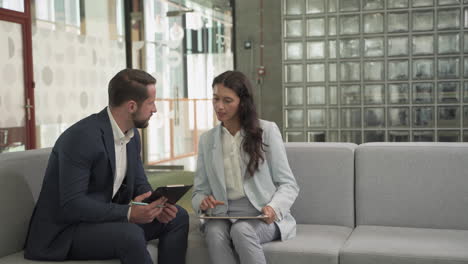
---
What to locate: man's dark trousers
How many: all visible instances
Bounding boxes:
[68,205,189,264]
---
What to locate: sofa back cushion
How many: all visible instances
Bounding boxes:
[285,143,356,227]
[0,148,51,257]
[356,143,468,230]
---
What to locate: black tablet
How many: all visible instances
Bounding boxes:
[141,184,193,204]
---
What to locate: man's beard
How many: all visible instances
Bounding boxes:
[132,112,149,128]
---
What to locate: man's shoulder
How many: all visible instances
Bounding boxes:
[56,112,106,146]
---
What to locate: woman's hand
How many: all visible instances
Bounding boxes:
[261,205,277,224]
[200,195,224,211]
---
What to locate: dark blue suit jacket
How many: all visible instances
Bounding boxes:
[24,108,152,260]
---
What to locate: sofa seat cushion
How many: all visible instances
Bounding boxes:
[0,242,158,264]
[187,224,353,264]
[340,225,468,264]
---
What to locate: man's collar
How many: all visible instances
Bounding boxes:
[106,106,135,142]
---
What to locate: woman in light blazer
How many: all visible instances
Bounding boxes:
[192,70,299,264]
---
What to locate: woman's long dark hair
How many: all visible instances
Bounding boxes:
[212,71,265,177]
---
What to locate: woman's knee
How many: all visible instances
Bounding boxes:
[204,221,231,243]
[230,221,257,244]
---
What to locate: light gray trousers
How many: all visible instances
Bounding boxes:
[203,198,280,264]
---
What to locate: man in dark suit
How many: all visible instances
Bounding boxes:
[24,69,189,264]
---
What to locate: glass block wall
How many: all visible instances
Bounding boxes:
[282,0,468,143]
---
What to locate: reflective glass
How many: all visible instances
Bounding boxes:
[285,64,303,83]
[329,17,337,35]
[329,40,337,58]
[465,106,468,127]
[413,83,434,103]
[438,0,460,4]
[438,82,460,103]
[438,58,459,79]
[364,85,384,104]
[306,0,325,14]
[438,9,460,30]
[340,0,360,11]
[285,42,303,60]
[341,85,361,105]
[330,86,338,104]
[388,0,409,8]
[286,132,305,142]
[413,0,434,6]
[364,38,384,57]
[307,64,325,82]
[465,82,468,102]
[341,130,362,144]
[364,61,384,81]
[364,131,385,142]
[438,131,460,142]
[438,34,459,54]
[388,60,409,80]
[308,109,326,127]
[341,62,360,81]
[307,86,326,104]
[364,13,384,34]
[329,63,337,82]
[413,11,434,31]
[388,12,409,32]
[363,0,384,10]
[329,108,338,127]
[286,87,304,106]
[389,107,410,127]
[284,20,302,37]
[307,18,325,36]
[438,106,460,128]
[364,108,385,127]
[285,0,303,15]
[413,130,434,141]
[413,59,434,80]
[412,35,434,55]
[340,15,360,35]
[340,39,360,58]
[286,109,304,128]
[388,37,409,56]
[308,131,326,142]
[388,131,410,142]
[413,107,434,127]
[307,41,325,59]
[388,83,409,104]
[341,108,361,128]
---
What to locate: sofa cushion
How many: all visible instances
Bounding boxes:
[0,148,51,258]
[187,224,353,264]
[0,242,158,263]
[340,225,468,264]
[355,143,468,230]
[285,143,357,227]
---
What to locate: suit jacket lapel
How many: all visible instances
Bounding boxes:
[212,125,227,191]
[98,108,116,179]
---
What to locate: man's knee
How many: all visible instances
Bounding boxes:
[114,223,147,249]
[175,205,189,224]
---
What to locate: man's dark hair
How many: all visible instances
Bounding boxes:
[108,69,156,107]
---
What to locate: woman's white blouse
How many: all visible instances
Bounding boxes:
[221,126,246,200]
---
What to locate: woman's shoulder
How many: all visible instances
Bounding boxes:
[259,119,279,131]
[199,124,221,143]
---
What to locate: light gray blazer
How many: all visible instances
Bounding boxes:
[192,120,299,241]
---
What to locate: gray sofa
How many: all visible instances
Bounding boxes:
[1,142,467,264]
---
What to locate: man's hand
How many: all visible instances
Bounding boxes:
[129,191,167,224]
[155,203,178,223]
[261,205,277,224]
[200,195,224,211]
